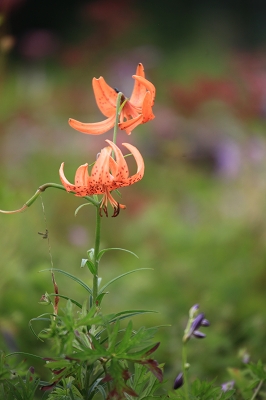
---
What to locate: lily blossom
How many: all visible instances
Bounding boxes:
[69,63,155,135]
[59,140,144,217]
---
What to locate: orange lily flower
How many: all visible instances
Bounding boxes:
[68,63,155,135]
[59,140,144,217]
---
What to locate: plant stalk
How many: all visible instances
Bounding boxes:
[182,343,189,400]
[112,91,123,147]
[92,205,101,304]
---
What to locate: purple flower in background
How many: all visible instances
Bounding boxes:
[183,306,210,342]
[173,372,184,390]
[242,353,250,364]
[239,348,250,364]
[221,380,234,392]
[215,139,241,179]
[190,313,205,333]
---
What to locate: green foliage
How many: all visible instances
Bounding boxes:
[127,363,167,400]
[2,38,266,400]
[0,354,40,400]
[13,279,162,400]
[169,379,236,400]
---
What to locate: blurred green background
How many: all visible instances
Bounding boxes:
[1,0,266,387]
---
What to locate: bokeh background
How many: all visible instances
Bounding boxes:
[1,0,266,388]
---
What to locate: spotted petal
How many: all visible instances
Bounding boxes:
[74,164,89,187]
[91,146,113,187]
[106,140,129,180]
[60,162,91,196]
[92,77,118,117]
[119,114,143,135]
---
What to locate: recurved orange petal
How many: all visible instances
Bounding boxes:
[92,77,118,117]
[106,140,129,180]
[59,162,75,192]
[68,115,115,135]
[60,162,90,196]
[91,146,113,186]
[119,114,143,135]
[74,164,89,187]
[132,75,156,106]
[130,63,147,108]
[121,101,140,121]
[121,143,145,185]
[135,62,145,78]
[141,91,155,123]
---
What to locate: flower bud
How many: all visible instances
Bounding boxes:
[189,304,199,318]
[192,330,206,339]
[173,373,184,390]
[190,313,205,332]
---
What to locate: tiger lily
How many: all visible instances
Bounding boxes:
[68,63,155,135]
[59,140,144,217]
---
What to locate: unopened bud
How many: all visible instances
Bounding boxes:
[192,330,206,339]
[173,373,184,390]
[189,304,199,318]
[201,318,210,327]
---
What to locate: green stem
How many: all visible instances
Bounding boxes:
[102,360,111,393]
[250,379,264,400]
[182,343,189,400]
[0,183,99,214]
[92,205,101,303]
[112,92,123,147]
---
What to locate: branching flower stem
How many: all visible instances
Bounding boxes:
[92,93,123,304]
[0,183,99,214]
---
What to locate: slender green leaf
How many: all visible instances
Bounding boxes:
[5,381,23,400]
[74,203,92,216]
[87,260,96,275]
[110,310,157,323]
[97,247,139,262]
[107,320,121,352]
[87,248,95,260]
[28,313,56,341]
[99,268,153,294]
[81,258,96,275]
[96,292,108,306]
[116,321,133,354]
[40,268,92,295]
[48,293,82,309]
[5,352,43,360]
[87,378,105,398]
